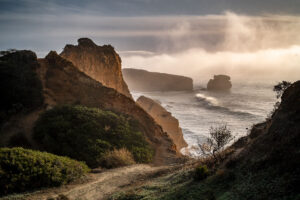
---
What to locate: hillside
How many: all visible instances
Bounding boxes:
[0,50,180,166]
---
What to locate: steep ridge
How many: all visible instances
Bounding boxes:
[232,80,300,168]
[60,38,132,98]
[37,51,179,165]
[122,68,193,92]
[137,96,187,151]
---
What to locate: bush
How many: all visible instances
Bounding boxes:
[33,105,154,168]
[199,124,234,161]
[194,165,209,181]
[101,148,135,169]
[0,51,43,126]
[0,147,89,195]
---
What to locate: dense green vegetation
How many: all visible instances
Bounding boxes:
[0,50,44,126]
[33,105,154,168]
[0,147,89,195]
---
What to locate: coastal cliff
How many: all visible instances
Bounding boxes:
[0,50,180,165]
[60,38,132,98]
[122,68,193,92]
[137,96,188,151]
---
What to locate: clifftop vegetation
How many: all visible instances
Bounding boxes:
[33,105,154,168]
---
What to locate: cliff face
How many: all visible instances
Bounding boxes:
[60,38,132,98]
[36,51,179,165]
[137,96,187,151]
[0,50,180,165]
[207,75,232,91]
[123,68,193,92]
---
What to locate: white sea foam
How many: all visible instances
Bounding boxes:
[132,82,277,156]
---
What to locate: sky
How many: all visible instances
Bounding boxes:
[1,0,300,82]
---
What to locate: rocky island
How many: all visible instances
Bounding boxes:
[207,74,232,91]
[122,68,193,92]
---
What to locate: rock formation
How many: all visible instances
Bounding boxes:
[207,75,232,91]
[60,38,132,98]
[122,68,193,92]
[137,96,188,150]
[1,50,181,165]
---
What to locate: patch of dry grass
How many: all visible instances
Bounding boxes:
[101,148,136,168]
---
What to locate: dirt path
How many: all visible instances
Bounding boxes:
[3,164,175,200]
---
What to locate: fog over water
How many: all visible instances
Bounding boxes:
[123,12,299,156]
[121,12,300,83]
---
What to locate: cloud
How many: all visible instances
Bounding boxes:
[121,13,300,83]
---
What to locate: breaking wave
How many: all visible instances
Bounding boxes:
[195,93,256,118]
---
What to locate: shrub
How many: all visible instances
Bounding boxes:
[0,51,43,126]
[0,147,89,195]
[273,81,291,99]
[101,148,135,169]
[199,124,234,161]
[33,105,154,168]
[194,165,209,181]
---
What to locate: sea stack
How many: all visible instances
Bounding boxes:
[60,38,132,98]
[137,96,188,151]
[207,75,232,91]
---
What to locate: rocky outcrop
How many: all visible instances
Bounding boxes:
[0,50,180,165]
[122,68,193,92]
[137,96,187,151]
[207,75,232,91]
[60,38,132,98]
[35,51,180,165]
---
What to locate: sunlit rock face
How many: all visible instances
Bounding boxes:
[207,75,232,91]
[137,96,188,151]
[60,38,132,98]
[122,68,193,92]
[36,51,179,165]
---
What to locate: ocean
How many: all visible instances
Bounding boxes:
[132,82,278,157]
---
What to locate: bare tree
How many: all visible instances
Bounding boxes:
[199,124,234,161]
